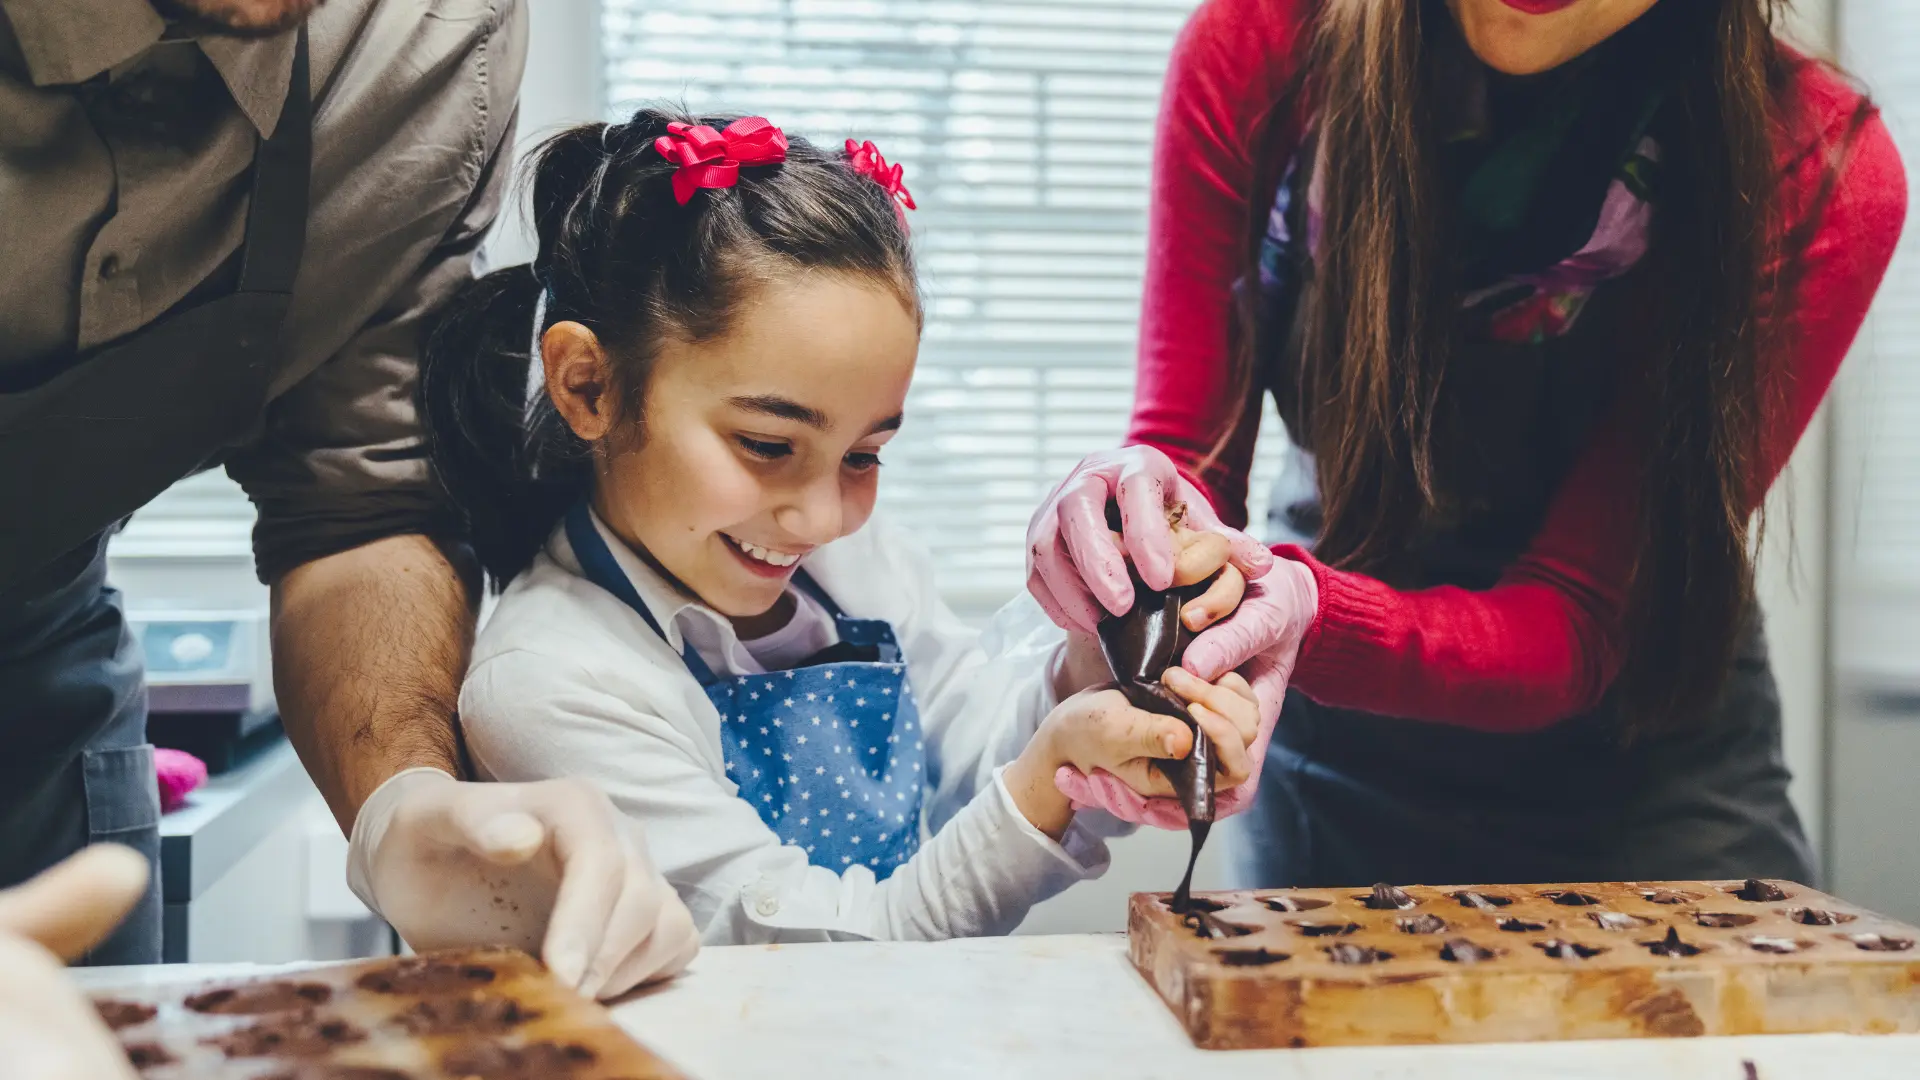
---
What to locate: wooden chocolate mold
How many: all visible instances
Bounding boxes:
[1129,880,1920,1049]
[88,947,684,1079]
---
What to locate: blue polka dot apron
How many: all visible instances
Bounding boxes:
[565,504,926,878]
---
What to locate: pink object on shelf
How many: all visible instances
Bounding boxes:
[155,748,209,813]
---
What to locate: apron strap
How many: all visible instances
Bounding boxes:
[238,25,311,297]
[562,502,722,686]
[789,569,843,619]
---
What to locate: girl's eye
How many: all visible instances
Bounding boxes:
[736,436,792,460]
[844,451,883,472]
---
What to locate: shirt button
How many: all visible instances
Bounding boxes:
[99,254,123,279]
[754,895,780,917]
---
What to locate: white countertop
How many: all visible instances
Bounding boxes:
[76,935,1920,1079]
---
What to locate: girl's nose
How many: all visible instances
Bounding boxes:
[774,473,844,545]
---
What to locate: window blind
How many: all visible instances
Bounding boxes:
[602,0,1290,613]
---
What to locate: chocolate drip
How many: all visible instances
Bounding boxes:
[1364,883,1416,910]
[1643,927,1706,957]
[1732,879,1790,902]
[1096,501,1218,910]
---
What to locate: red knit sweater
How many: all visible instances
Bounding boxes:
[1126,0,1906,731]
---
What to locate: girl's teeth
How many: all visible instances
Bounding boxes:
[732,536,800,567]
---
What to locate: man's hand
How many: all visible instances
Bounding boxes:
[0,844,150,1080]
[348,770,699,999]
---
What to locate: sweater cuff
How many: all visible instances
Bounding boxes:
[1271,544,1394,697]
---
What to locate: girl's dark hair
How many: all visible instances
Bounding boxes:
[421,108,919,590]
[1223,0,1873,732]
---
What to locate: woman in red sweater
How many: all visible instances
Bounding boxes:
[1029,0,1906,885]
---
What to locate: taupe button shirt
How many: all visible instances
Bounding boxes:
[0,0,527,579]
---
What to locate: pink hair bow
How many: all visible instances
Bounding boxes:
[845,139,916,215]
[653,117,790,205]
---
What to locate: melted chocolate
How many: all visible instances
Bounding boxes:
[1847,934,1915,952]
[1642,927,1706,957]
[1694,912,1758,928]
[1362,883,1417,910]
[1789,907,1855,926]
[185,981,332,1015]
[1180,910,1257,939]
[440,1040,597,1080]
[1451,890,1512,909]
[1534,939,1605,960]
[208,1014,368,1058]
[389,994,539,1037]
[1215,946,1291,967]
[1641,888,1702,904]
[259,1068,415,1080]
[1498,917,1547,932]
[1540,890,1601,907]
[1588,911,1653,931]
[1743,935,1810,954]
[1095,508,1218,911]
[1732,879,1790,902]
[1397,913,1448,935]
[1439,938,1499,964]
[1168,895,1228,914]
[124,1042,174,1069]
[1324,943,1392,965]
[355,957,496,995]
[94,999,157,1031]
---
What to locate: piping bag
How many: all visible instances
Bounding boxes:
[1093,502,1217,913]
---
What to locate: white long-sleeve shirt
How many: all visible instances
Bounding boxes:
[459,509,1109,945]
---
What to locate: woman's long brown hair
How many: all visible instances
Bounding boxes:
[1228,0,1872,731]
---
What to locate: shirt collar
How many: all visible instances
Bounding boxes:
[556,509,728,657]
[1,0,295,135]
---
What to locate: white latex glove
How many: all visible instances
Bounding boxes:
[0,844,150,1080]
[347,769,698,999]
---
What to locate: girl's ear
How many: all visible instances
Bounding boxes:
[542,321,618,442]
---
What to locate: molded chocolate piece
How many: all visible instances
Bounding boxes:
[1260,895,1332,913]
[1642,927,1707,957]
[1788,907,1856,926]
[185,981,332,1015]
[1293,921,1363,937]
[440,1040,597,1080]
[355,958,496,995]
[1588,911,1654,931]
[1397,913,1448,934]
[1324,943,1392,965]
[125,1042,174,1069]
[1451,890,1513,909]
[1362,883,1417,910]
[1534,939,1605,959]
[1694,912,1759,928]
[1540,890,1601,907]
[208,1014,367,1058]
[1743,935,1813,954]
[1181,910,1257,939]
[1640,888,1702,904]
[1846,933,1915,952]
[1215,947,1291,967]
[1498,917,1547,933]
[1439,938,1499,964]
[95,999,157,1030]
[389,994,540,1037]
[1731,879,1790,902]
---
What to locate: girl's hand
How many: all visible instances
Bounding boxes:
[1003,688,1190,839]
[1160,666,1260,790]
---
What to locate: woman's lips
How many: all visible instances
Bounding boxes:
[1497,0,1581,13]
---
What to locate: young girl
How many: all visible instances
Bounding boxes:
[420,110,1262,944]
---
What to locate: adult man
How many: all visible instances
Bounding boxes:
[0,0,695,995]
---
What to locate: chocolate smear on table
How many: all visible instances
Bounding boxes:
[1096,499,1218,911]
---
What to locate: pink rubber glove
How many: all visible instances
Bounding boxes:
[1052,558,1319,828]
[1026,445,1273,634]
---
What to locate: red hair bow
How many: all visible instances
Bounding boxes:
[845,139,916,214]
[653,117,790,205]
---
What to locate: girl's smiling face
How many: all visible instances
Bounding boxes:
[545,273,920,621]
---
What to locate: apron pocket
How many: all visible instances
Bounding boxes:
[83,743,159,839]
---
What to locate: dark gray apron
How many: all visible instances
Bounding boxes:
[1239,247,1815,891]
[0,30,311,964]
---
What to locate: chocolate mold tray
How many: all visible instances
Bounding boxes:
[1129,880,1920,1049]
[88,947,684,1079]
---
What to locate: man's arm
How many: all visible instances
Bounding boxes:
[272,533,471,831]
